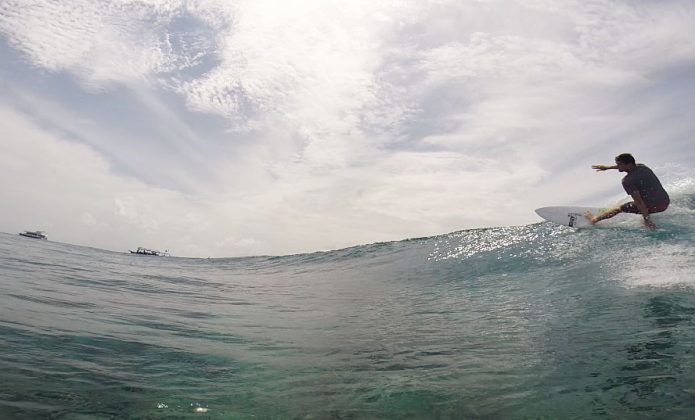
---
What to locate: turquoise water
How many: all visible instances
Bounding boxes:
[2,189,695,418]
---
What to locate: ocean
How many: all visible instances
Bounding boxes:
[2,182,695,419]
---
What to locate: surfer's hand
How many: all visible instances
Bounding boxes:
[644,217,656,231]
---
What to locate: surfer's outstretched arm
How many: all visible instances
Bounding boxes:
[592,164,618,171]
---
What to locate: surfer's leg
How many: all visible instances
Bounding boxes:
[585,207,622,225]
[587,201,640,224]
[619,202,640,214]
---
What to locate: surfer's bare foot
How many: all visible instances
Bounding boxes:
[584,211,597,225]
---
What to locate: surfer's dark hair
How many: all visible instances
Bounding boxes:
[615,153,636,165]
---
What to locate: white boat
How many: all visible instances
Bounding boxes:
[129,247,168,256]
[19,230,48,240]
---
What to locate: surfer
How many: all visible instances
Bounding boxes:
[586,153,669,230]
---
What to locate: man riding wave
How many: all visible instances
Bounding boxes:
[586,153,669,230]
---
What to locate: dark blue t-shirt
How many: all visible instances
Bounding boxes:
[622,164,669,208]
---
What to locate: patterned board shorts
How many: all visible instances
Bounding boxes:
[620,201,669,214]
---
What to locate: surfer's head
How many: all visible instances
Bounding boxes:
[615,153,636,172]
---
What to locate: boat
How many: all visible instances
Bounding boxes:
[129,247,168,256]
[19,230,48,240]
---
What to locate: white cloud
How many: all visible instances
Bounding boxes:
[0,0,182,88]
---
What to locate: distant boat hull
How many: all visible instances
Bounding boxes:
[129,247,167,256]
[19,231,48,240]
[129,250,162,256]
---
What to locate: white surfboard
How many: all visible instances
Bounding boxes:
[535,206,604,228]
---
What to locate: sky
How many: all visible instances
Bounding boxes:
[1,0,694,257]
